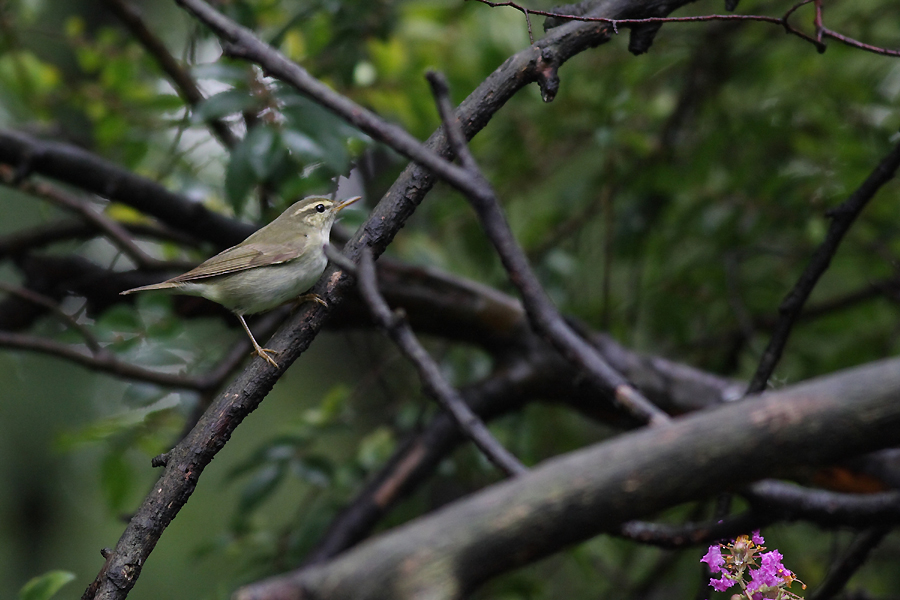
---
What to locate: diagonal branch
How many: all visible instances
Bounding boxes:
[426,70,670,426]
[808,526,892,600]
[746,135,900,394]
[100,0,238,148]
[356,248,528,477]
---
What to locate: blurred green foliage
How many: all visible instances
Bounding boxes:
[17,570,75,600]
[0,0,899,598]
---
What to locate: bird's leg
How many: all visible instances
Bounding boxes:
[237,314,279,368]
[295,293,328,308]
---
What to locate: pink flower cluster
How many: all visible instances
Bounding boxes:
[700,531,804,600]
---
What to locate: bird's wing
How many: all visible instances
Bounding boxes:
[169,239,313,282]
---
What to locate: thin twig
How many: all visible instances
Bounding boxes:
[100,0,238,148]
[0,282,102,353]
[746,137,900,394]
[0,330,211,390]
[0,166,177,271]
[426,69,670,427]
[478,0,900,57]
[0,279,251,393]
[618,511,767,548]
[356,247,528,477]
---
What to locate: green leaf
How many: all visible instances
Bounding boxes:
[18,570,76,600]
[191,63,249,84]
[192,88,257,123]
[281,129,324,162]
[237,462,286,514]
[245,127,281,179]
[278,90,356,173]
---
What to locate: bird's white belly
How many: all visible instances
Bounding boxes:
[188,249,328,315]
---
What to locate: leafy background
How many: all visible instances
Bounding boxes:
[1,0,899,598]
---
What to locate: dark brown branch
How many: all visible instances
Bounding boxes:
[426,69,670,426]
[0,218,201,260]
[0,282,103,353]
[745,480,900,527]
[236,357,900,600]
[0,282,101,354]
[0,166,182,271]
[0,129,253,247]
[0,275,246,392]
[747,136,900,393]
[100,0,238,148]
[356,248,528,477]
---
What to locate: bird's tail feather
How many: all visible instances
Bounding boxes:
[120,281,178,295]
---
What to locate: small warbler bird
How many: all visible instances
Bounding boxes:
[121,195,361,367]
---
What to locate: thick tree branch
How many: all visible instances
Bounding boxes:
[237,357,900,600]
[0,129,252,247]
[0,166,190,271]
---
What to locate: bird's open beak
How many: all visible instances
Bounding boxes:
[335,196,362,212]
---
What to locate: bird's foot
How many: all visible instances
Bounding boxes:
[237,314,280,368]
[295,293,328,309]
[254,346,280,368]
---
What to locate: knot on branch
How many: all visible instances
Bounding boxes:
[536,48,560,103]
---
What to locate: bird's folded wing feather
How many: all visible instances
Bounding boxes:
[169,240,311,282]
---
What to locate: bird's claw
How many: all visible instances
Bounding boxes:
[255,347,280,368]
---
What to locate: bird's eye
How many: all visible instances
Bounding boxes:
[316,203,326,213]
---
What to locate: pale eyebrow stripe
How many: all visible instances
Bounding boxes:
[292,201,332,217]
